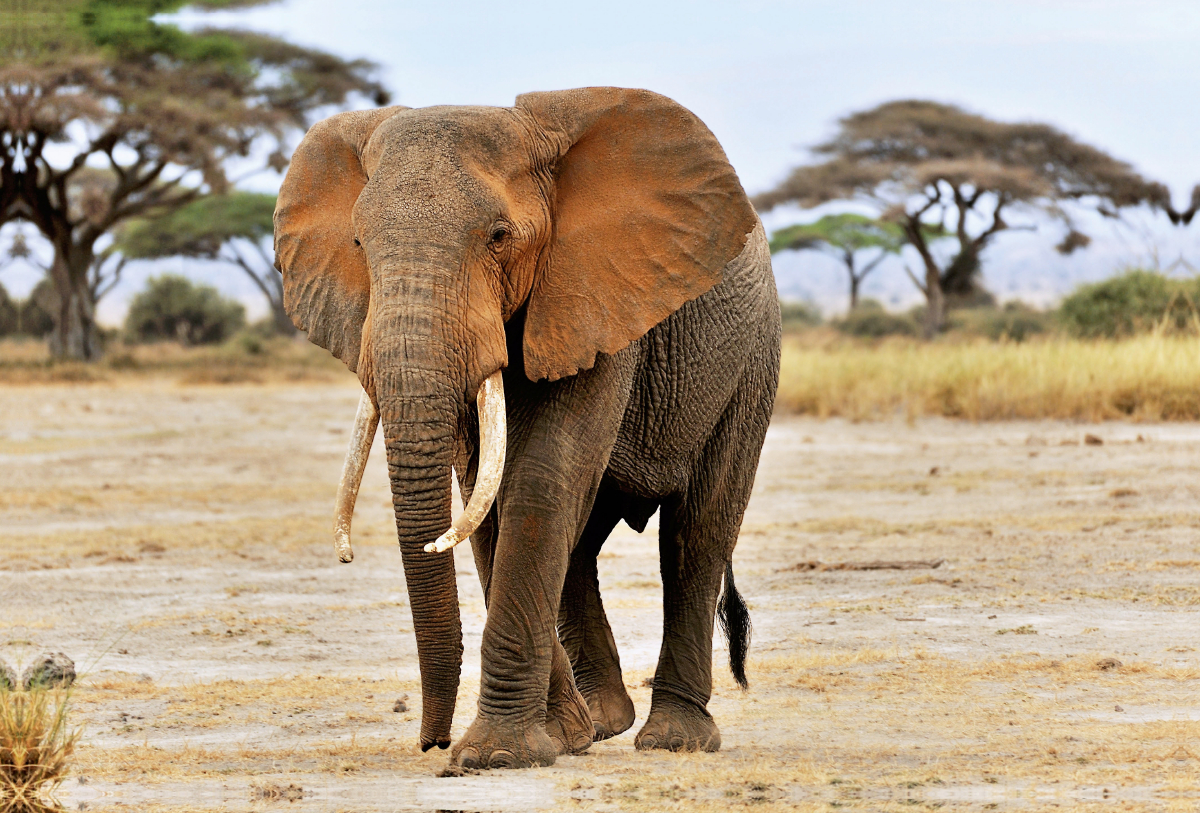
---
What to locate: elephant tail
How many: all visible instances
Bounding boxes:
[717,559,752,689]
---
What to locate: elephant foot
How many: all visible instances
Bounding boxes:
[450,715,558,771]
[634,694,720,753]
[545,680,594,755]
[582,679,636,741]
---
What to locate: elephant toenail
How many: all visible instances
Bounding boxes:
[668,736,685,750]
[457,747,481,769]
[487,749,516,769]
[637,734,658,750]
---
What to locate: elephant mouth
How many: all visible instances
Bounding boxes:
[330,369,507,562]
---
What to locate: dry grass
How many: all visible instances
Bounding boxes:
[776,333,1200,420]
[0,337,349,385]
[0,689,79,813]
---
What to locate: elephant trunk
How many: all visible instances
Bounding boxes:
[376,313,465,752]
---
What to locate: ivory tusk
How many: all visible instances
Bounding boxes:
[424,370,506,553]
[333,389,379,563]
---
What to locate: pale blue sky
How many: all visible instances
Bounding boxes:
[9,0,1199,319]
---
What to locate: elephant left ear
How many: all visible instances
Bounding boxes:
[515,87,758,382]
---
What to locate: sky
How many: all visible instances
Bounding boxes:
[7,0,1199,321]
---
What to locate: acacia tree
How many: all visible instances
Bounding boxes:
[769,213,947,310]
[755,100,1174,336]
[115,191,291,334]
[0,0,388,359]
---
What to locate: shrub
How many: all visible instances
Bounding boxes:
[0,283,16,337]
[19,280,56,339]
[779,300,822,331]
[1058,270,1199,339]
[124,275,245,346]
[0,281,55,339]
[952,302,1051,342]
[834,299,919,338]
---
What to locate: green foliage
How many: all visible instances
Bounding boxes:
[833,300,919,338]
[1058,270,1200,339]
[780,300,822,331]
[117,193,277,260]
[124,275,245,345]
[769,214,908,256]
[952,302,1050,342]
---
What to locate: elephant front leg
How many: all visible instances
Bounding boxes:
[450,488,597,770]
[450,355,634,770]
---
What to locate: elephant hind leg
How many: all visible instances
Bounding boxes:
[558,478,636,741]
[544,637,595,755]
[636,371,772,753]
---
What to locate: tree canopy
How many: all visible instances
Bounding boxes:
[116,191,292,334]
[0,0,388,358]
[755,100,1175,335]
[770,214,907,310]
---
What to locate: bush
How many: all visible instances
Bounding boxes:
[20,280,56,338]
[951,301,1051,342]
[0,283,16,337]
[1058,270,1200,339]
[0,280,55,338]
[125,275,245,345]
[779,300,822,331]
[834,299,919,338]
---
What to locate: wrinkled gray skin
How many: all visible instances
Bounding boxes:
[274,89,781,771]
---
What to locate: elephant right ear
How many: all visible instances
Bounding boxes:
[274,106,406,371]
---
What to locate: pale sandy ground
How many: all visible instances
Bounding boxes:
[3,380,1200,811]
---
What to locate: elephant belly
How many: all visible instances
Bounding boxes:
[606,222,780,499]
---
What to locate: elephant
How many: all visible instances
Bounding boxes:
[273,87,781,770]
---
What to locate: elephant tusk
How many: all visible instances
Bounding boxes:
[425,370,506,553]
[333,389,379,563]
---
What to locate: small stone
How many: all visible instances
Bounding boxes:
[392,697,408,713]
[0,659,16,691]
[22,652,76,689]
[1114,705,1124,712]
[1096,657,1122,671]
[1084,434,1104,446]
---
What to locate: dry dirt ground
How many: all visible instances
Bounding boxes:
[3,379,1200,812]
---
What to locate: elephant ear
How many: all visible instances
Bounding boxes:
[515,87,757,382]
[274,106,406,371]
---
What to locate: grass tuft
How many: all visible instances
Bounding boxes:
[0,688,79,813]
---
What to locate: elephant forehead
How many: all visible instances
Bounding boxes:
[364,106,528,174]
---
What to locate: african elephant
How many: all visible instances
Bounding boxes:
[273,87,780,770]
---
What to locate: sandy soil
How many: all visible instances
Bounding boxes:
[3,379,1200,811]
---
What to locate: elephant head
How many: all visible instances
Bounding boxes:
[273,87,757,751]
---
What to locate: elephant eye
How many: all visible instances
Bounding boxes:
[353,237,361,247]
[489,226,509,246]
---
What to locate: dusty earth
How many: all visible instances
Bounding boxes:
[3,378,1200,811]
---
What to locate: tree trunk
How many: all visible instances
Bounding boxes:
[46,249,102,361]
[848,274,860,311]
[941,244,994,309]
[923,263,945,339]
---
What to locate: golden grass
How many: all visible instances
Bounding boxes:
[0,337,350,385]
[776,333,1200,420]
[0,689,79,813]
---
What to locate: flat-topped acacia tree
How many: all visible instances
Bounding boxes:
[755,100,1176,337]
[769,213,948,311]
[0,0,388,359]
